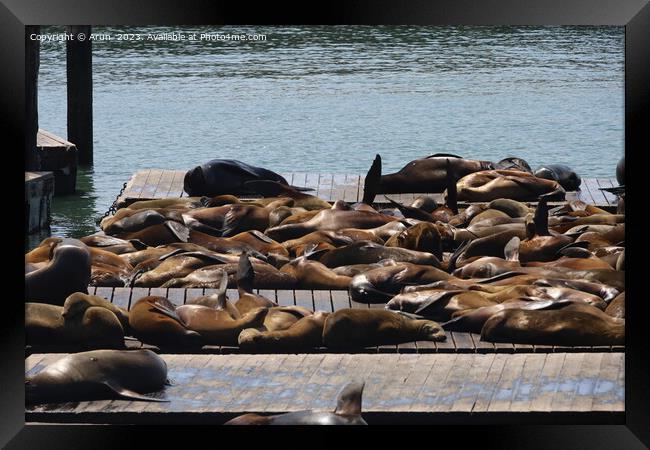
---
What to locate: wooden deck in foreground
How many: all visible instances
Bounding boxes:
[116,169,620,208]
[25,352,624,424]
[25,287,625,356]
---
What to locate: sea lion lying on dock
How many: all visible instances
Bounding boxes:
[455,170,565,202]
[26,349,169,404]
[129,296,203,348]
[480,302,625,346]
[183,159,312,197]
[224,381,367,425]
[534,164,581,191]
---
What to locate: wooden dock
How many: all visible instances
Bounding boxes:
[115,169,620,209]
[36,129,78,196]
[25,352,624,424]
[25,286,625,356]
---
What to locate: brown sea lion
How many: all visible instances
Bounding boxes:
[322,308,446,348]
[241,180,333,210]
[605,292,625,319]
[456,169,564,202]
[117,221,190,247]
[103,209,185,235]
[480,302,625,346]
[331,260,399,277]
[121,197,204,211]
[349,262,452,303]
[233,253,280,315]
[25,349,169,405]
[224,381,366,425]
[62,292,130,332]
[282,230,355,257]
[533,278,621,303]
[384,222,443,259]
[385,290,497,322]
[317,241,440,269]
[129,296,203,348]
[280,256,352,290]
[338,220,408,242]
[229,230,288,257]
[132,252,228,287]
[488,198,533,218]
[238,311,330,352]
[25,238,92,306]
[265,209,399,242]
[78,235,146,255]
[362,153,493,203]
[26,302,124,349]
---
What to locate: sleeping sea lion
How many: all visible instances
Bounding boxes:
[238,311,330,352]
[534,164,581,191]
[129,296,203,348]
[456,170,565,202]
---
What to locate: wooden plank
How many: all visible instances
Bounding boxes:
[471,354,507,412]
[276,289,295,307]
[414,340,438,354]
[571,352,605,411]
[330,174,348,203]
[294,290,314,311]
[450,353,494,412]
[487,354,527,412]
[596,178,618,205]
[584,178,608,206]
[471,333,496,354]
[122,170,150,200]
[185,288,204,304]
[509,353,547,412]
[304,173,321,198]
[450,332,475,353]
[165,288,186,307]
[412,354,459,411]
[164,170,186,198]
[529,353,568,412]
[128,287,150,310]
[257,289,277,304]
[312,290,333,312]
[331,290,351,310]
[110,287,131,310]
[151,170,175,199]
[139,169,164,200]
[592,353,624,411]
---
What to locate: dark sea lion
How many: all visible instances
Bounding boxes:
[362,153,493,203]
[26,302,124,349]
[456,170,565,202]
[265,209,399,242]
[616,155,624,185]
[410,196,439,213]
[518,199,573,262]
[25,238,92,306]
[224,381,366,425]
[605,292,625,318]
[385,290,497,322]
[534,164,581,191]
[384,222,443,259]
[323,308,446,348]
[349,263,452,303]
[25,349,169,404]
[183,159,311,196]
[63,292,130,332]
[494,157,533,173]
[317,241,440,269]
[238,311,330,352]
[103,210,179,235]
[453,236,522,278]
[129,296,203,348]
[480,302,625,346]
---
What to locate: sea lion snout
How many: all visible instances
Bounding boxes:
[419,321,446,341]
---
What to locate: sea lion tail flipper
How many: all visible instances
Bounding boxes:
[447,240,469,274]
[414,291,461,315]
[150,301,184,325]
[303,247,330,261]
[362,154,382,205]
[333,381,365,416]
[558,247,593,259]
[103,381,170,403]
[445,159,459,214]
[164,221,190,243]
[237,253,255,294]
[504,236,520,262]
[216,270,229,308]
[128,239,149,251]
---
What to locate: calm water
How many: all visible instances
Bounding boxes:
[30,25,624,249]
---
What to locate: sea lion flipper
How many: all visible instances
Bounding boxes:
[414,291,462,315]
[150,301,184,325]
[504,237,520,262]
[333,381,365,416]
[164,221,190,243]
[237,253,255,294]
[128,239,149,250]
[102,381,169,402]
[216,270,229,308]
[362,154,382,205]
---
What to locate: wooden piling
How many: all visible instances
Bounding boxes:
[66,25,93,165]
[25,26,40,171]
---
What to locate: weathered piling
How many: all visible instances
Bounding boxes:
[25,172,54,234]
[66,25,93,166]
[37,129,78,195]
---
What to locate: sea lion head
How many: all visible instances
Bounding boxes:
[183,165,205,197]
[416,319,447,342]
[495,157,532,174]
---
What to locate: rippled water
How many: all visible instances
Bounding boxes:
[29,25,624,249]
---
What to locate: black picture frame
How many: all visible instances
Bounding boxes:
[5,0,649,447]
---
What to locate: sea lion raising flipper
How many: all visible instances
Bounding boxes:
[224,381,367,425]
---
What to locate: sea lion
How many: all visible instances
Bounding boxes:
[534,164,581,191]
[282,230,355,257]
[494,157,533,173]
[183,159,311,196]
[240,180,332,210]
[322,308,446,348]
[280,256,352,290]
[25,238,92,305]
[129,296,203,348]
[26,302,124,349]
[605,292,625,318]
[384,222,443,259]
[62,292,130,333]
[224,381,366,425]
[518,199,573,262]
[362,153,493,203]
[456,170,565,202]
[385,290,497,322]
[103,209,183,235]
[238,311,330,352]
[117,221,190,247]
[234,254,280,314]
[317,241,440,269]
[488,198,533,218]
[349,262,452,303]
[480,302,625,346]
[533,278,620,303]
[78,235,146,255]
[616,155,624,185]
[265,209,399,242]
[332,260,399,277]
[25,349,169,404]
